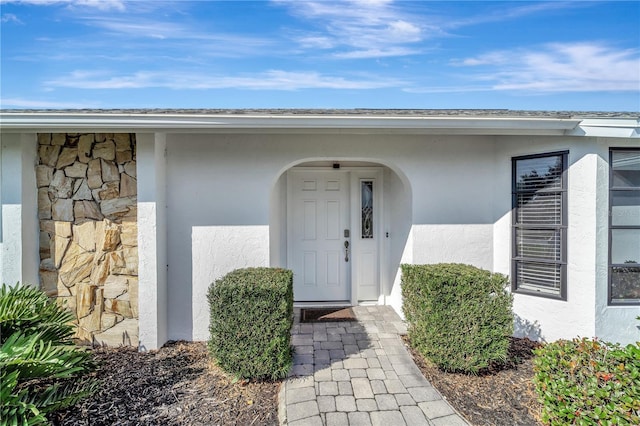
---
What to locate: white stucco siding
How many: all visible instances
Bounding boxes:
[137,133,168,350]
[594,138,640,345]
[496,136,602,341]
[191,226,269,341]
[1,134,22,287]
[0,133,38,289]
[393,138,498,317]
[2,114,637,348]
[165,133,500,340]
[383,167,412,317]
[165,135,275,340]
[498,136,640,345]
[411,225,494,269]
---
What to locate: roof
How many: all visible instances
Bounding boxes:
[1,109,638,137]
[1,108,638,118]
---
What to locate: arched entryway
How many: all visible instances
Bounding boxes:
[270,159,412,308]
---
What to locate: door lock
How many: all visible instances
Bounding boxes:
[344,240,349,262]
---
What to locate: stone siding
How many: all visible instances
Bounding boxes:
[37,133,138,346]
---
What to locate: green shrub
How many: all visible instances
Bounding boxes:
[401,263,513,373]
[533,338,640,425]
[208,267,294,380]
[0,283,97,425]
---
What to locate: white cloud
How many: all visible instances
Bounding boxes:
[402,85,494,94]
[0,0,125,10]
[333,47,419,59]
[0,97,94,108]
[458,43,640,93]
[275,0,426,58]
[1,13,22,23]
[73,0,124,10]
[297,36,335,50]
[70,16,274,57]
[275,0,585,60]
[80,17,185,39]
[44,69,404,91]
[387,20,421,41]
[406,42,640,95]
[454,52,510,67]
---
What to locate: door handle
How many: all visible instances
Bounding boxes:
[344,240,349,262]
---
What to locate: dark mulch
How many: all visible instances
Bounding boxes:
[403,336,544,426]
[50,334,542,425]
[300,307,356,322]
[51,341,280,426]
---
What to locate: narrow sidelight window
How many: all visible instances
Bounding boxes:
[512,151,568,299]
[609,149,640,305]
[361,180,373,239]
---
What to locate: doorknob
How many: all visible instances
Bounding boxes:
[344,240,349,262]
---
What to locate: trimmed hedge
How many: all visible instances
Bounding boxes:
[533,338,640,425]
[401,263,513,373]
[207,267,294,380]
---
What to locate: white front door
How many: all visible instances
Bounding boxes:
[289,170,350,301]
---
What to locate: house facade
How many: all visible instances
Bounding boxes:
[1,110,638,349]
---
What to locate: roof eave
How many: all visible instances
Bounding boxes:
[0,112,584,136]
[565,118,640,138]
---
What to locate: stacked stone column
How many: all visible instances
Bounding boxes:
[37,133,138,346]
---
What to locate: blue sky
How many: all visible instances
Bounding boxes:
[1,0,639,111]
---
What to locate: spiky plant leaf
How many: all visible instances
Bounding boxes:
[0,332,94,380]
[29,377,100,415]
[0,283,98,425]
[0,370,47,426]
[0,283,75,345]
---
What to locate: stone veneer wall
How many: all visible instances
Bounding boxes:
[36,133,138,346]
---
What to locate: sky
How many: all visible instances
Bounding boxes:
[1,0,639,111]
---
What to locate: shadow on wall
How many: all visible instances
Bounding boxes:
[513,314,544,342]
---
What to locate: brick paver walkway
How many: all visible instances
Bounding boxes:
[278,306,469,425]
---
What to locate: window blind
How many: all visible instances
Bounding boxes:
[512,152,567,299]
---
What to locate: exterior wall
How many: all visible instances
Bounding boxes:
[3,126,636,347]
[0,133,39,288]
[164,133,498,341]
[383,167,412,316]
[493,135,638,345]
[136,133,168,350]
[163,130,638,345]
[594,137,640,345]
[165,134,275,341]
[494,136,598,341]
[35,133,138,346]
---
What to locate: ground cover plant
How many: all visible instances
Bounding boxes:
[207,267,294,380]
[402,263,513,374]
[533,337,640,425]
[0,283,96,425]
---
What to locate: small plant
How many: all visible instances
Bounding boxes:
[0,283,97,425]
[533,338,640,425]
[402,263,513,374]
[208,267,293,380]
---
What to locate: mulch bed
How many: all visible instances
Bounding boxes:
[50,334,543,425]
[51,341,280,426]
[403,336,544,426]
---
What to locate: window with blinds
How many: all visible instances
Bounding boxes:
[512,151,567,299]
[609,149,640,305]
